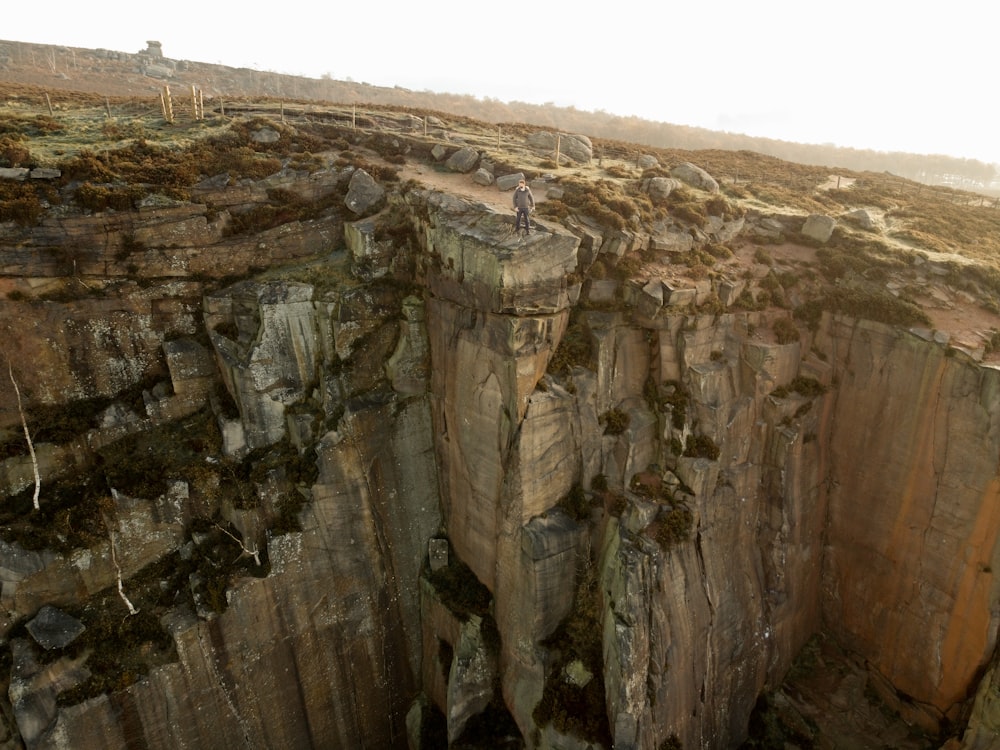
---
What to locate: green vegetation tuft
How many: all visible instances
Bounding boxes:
[794,286,931,330]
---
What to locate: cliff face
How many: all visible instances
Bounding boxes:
[1,161,998,750]
[821,318,1000,718]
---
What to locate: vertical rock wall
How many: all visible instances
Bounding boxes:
[821,318,1000,721]
[4,188,1000,749]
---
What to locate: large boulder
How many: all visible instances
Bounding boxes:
[641,176,683,202]
[670,162,720,193]
[444,147,480,173]
[344,169,386,216]
[801,214,836,243]
[526,132,593,163]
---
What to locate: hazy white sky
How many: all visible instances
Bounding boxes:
[5,1,997,164]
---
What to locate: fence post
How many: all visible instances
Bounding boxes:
[555,134,561,166]
[45,93,53,116]
[352,104,356,129]
[497,125,501,149]
[161,85,174,124]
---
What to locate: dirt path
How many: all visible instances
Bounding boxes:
[396,163,523,215]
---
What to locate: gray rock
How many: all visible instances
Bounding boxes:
[163,337,216,397]
[495,172,525,191]
[444,147,480,173]
[26,605,86,650]
[650,227,694,254]
[670,162,720,193]
[472,168,494,186]
[802,213,836,243]
[251,127,281,144]
[526,131,593,163]
[98,402,141,428]
[637,154,660,169]
[0,167,29,181]
[143,63,174,79]
[641,176,682,201]
[345,169,386,215]
[847,208,882,231]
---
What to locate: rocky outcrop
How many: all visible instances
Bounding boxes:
[1,164,999,750]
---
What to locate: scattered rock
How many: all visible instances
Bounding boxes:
[526,131,593,163]
[802,214,836,243]
[641,176,682,201]
[251,127,281,144]
[26,606,85,650]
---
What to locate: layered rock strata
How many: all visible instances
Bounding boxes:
[0,180,998,750]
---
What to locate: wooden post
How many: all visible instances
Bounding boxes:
[555,134,561,167]
[104,98,111,119]
[280,101,285,122]
[220,99,225,117]
[45,93,53,116]
[497,125,501,149]
[198,88,204,120]
[352,104,356,129]
[837,175,841,188]
[162,85,174,124]
[423,117,427,136]
[191,85,198,119]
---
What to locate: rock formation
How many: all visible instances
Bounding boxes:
[0,123,998,750]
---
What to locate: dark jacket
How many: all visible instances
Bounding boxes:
[512,185,535,210]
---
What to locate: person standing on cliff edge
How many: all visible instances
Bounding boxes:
[512,179,535,235]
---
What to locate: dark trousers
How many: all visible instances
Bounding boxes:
[515,208,530,231]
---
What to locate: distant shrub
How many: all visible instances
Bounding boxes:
[548,319,593,375]
[772,317,799,344]
[704,242,733,260]
[604,164,632,178]
[559,484,592,521]
[600,408,630,436]
[683,434,720,460]
[704,195,744,220]
[661,381,689,430]
[654,504,694,547]
[75,182,146,212]
[0,189,43,225]
[772,376,828,400]
[0,135,31,167]
[794,286,931,330]
[670,201,707,228]
[60,149,116,182]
